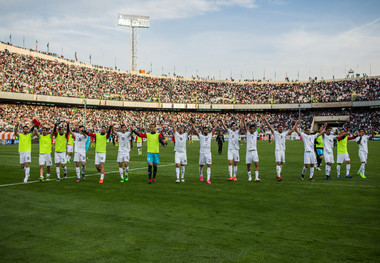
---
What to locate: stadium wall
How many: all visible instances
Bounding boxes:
[1,91,380,111]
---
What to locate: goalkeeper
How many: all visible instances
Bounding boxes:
[133,123,167,184]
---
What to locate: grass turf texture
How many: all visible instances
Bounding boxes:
[0,140,379,262]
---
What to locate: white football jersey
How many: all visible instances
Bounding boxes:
[274,131,288,151]
[228,129,240,150]
[117,131,131,152]
[356,135,369,153]
[199,133,212,154]
[301,133,319,152]
[174,132,187,153]
[246,131,258,151]
[74,133,87,154]
[323,134,336,154]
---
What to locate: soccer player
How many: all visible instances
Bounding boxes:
[295,124,326,181]
[87,126,112,184]
[112,124,132,182]
[319,126,336,180]
[356,127,375,179]
[190,120,219,184]
[220,116,245,181]
[69,125,87,182]
[242,116,264,182]
[172,119,192,183]
[14,122,37,182]
[216,131,225,155]
[314,126,325,171]
[133,123,167,184]
[336,129,356,178]
[53,121,69,180]
[264,118,298,181]
[66,131,75,163]
[36,126,54,182]
[136,135,143,155]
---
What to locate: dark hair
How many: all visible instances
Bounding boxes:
[102,126,106,129]
[23,125,28,129]
[231,122,236,127]
[359,128,365,132]
[202,127,208,130]
[79,125,84,129]
[120,124,126,128]
[249,124,256,129]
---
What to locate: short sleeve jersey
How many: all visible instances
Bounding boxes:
[74,133,87,154]
[174,132,187,153]
[117,131,131,152]
[274,131,288,151]
[301,133,319,152]
[323,134,336,154]
[246,131,258,151]
[356,135,369,153]
[228,129,240,151]
[199,133,212,154]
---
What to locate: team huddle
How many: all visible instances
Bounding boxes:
[14,116,375,184]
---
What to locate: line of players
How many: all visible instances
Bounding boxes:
[14,116,374,184]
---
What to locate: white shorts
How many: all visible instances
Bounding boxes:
[19,152,31,164]
[74,152,86,163]
[199,152,212,165]
[117,151,130,162]
[95,152,106,165]
[275,150,285,163]
[324,151,334,164]
[39,153,52,166]
[337,153,350,164]
[67,145,74,153]
[227,149,240,162]
[304,151,316,164]
[55,152,66,164]
[175,152,187,165]
[246,150,259,164]
[137,142,142,147]
[359,151,367,163]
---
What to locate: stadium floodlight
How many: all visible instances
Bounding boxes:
[118,14,150,72]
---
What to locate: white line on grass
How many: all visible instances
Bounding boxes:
[0,163,175,188]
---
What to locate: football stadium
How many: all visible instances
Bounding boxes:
[1,1,380,262]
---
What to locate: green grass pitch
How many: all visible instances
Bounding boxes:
[0,140,379,262]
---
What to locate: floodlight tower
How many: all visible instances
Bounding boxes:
[118,14,150,72]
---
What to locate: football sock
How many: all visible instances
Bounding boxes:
[181,166,185,178]
[325,165,331,176]
[119,167,123,178]
[301,166,307,176]
[233,165,237,178]
[81,166,86,174]
[228,165,232,177]
[360,163,365,175]
[176,167,180,180]
[255,171,259,180]
[63,166,67,174]
[153,166,157,178]
[76,167,80,178]
[309,167,314,179]
[317,155,322,167]
[46,173,50,178]
[276,165,281,177]
[100,173,104,180]
[56,167,60,178]
[207,167,211,181]
[336,164,341,175]
[125,166,129,175]
[199,166,203,177]
[346,164,350,175]
[148,165,152,180]
[248,171,252,180]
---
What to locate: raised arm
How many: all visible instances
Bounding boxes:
[14,122,19,138]
[190,120,199,137]
[172,119,177,134]
[211,121,219,136]
[370,127,375,139]
[34,128,40,139]
[219,119,228,131]
[294,124,301,136]
[288,120,299,135]
[240,115,247,133]
[264,117,274,134]
[112,125,118,135]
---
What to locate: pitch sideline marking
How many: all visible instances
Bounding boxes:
[0,164,175,188]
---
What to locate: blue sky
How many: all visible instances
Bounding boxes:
[1,0,380,81]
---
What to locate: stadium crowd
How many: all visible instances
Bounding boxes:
[0,104,378,134]
[1,50,380,104]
